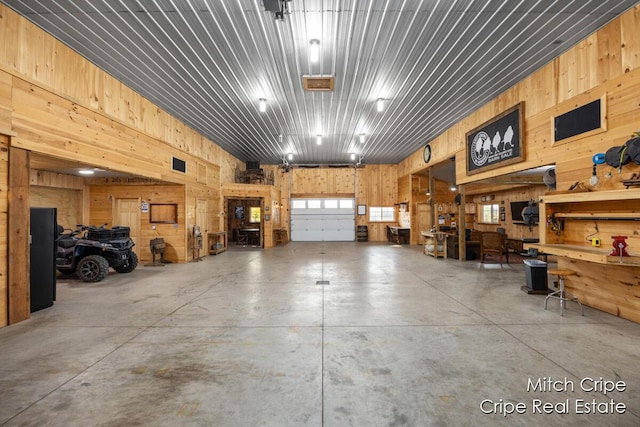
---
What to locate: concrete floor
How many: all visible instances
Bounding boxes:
[0,242,638,426]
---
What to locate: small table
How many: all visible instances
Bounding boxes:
[208,231,227,255]
[239,228,260,246]
[422,231,449,259]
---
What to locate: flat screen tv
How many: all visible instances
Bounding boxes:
[510,201,537,224]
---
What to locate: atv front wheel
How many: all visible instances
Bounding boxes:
[77,255,109,282]
[114,251,138,273]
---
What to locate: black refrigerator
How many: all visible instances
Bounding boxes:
[30,207,57,312]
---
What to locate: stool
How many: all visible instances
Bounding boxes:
[544,269,584,316]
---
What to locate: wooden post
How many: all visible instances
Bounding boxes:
[8,146,30,324]
[458,185,466,261]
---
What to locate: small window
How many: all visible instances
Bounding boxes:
[325,199,338,209]
[249,207,261,223]
[479,203,500,224]
[292,200,306,209]
[308,200,321,209]
[369,206,395,222]
[340,199,354,209]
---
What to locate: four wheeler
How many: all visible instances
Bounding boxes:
[56,223,139,282]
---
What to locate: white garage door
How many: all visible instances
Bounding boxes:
[290,198,355,241]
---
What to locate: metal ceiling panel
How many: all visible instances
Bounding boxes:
[1,0,637,165]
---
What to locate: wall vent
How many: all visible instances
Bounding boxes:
[172,156,186,173]
[302,75,335,91]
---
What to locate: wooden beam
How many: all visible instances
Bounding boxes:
[8,146,30,324]
[458,185,466,261]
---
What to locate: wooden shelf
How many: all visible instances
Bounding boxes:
[540,189,640,204]
[553,212,640,220]
[208,231,227,255]
[524,243,640,266]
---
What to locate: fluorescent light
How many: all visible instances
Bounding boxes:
[258,98,266,112]
[376,98,384,112]
[316,135,322,145]
[287,152,293,161]
[309,39,320,62]
[359,133,365,144]
[350,153,356,161]
[78,169,95,175]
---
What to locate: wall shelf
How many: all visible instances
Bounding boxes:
[524,243,640,266]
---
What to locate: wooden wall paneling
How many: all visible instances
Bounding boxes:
[89,184,187,263]
[620,5,640,73]
[0,135,9,326]
[559,258,640,324]
[1,6,243,187]
[7,146,29,324]
[597,17,622,83]
[0,71,12,129]
[29,169,85,190]
[398,6,640,187]
[30,186,83,230]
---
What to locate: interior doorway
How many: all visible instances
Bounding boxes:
[114,197,141,249]
[226,197,263,247]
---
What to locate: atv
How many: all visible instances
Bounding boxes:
[56,224,139,282]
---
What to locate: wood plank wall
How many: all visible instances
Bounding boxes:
[397,6,640,321]
[0,135,8,326]
[7,147,29,324]
[88,182,187,263]
[398,6,640,188]
[0,6,244,176]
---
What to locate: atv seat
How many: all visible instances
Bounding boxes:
[58,237,76,249]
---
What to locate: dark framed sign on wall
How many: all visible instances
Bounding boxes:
[466,102,524,175]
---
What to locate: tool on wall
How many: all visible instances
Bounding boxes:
[610,235,629,263]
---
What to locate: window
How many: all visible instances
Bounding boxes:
[339,199,354,209]
[369,206,395,222]
[292,200,306,209]
[479,203,500,224]
[324,199,338,209]
[308,200,321,209]
[249,207,261,223]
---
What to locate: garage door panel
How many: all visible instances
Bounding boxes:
[290,198,355,242]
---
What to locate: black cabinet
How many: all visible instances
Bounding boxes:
[30,207,57,312]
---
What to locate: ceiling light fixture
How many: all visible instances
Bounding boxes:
[287,152,293,161]
[78,169,95,175]
[316,135,322,145]
[350,153,356,161]
[359,133,365,144]
[309,39,320,62]
[259,98,266,112]
[376,98,385,112]
[449,183,457,191]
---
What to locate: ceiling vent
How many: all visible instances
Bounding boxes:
[302,75,335,91]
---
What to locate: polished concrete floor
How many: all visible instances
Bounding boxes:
[0,242,638,426]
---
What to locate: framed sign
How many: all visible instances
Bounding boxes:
[466,102,524,175]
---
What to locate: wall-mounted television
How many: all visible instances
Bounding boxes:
[510,201,538,224]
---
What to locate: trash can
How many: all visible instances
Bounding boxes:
[523,259,548,291]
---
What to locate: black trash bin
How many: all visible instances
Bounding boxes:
[524,259,548,291]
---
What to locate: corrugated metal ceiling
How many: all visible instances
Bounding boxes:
[1,0,637,165]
